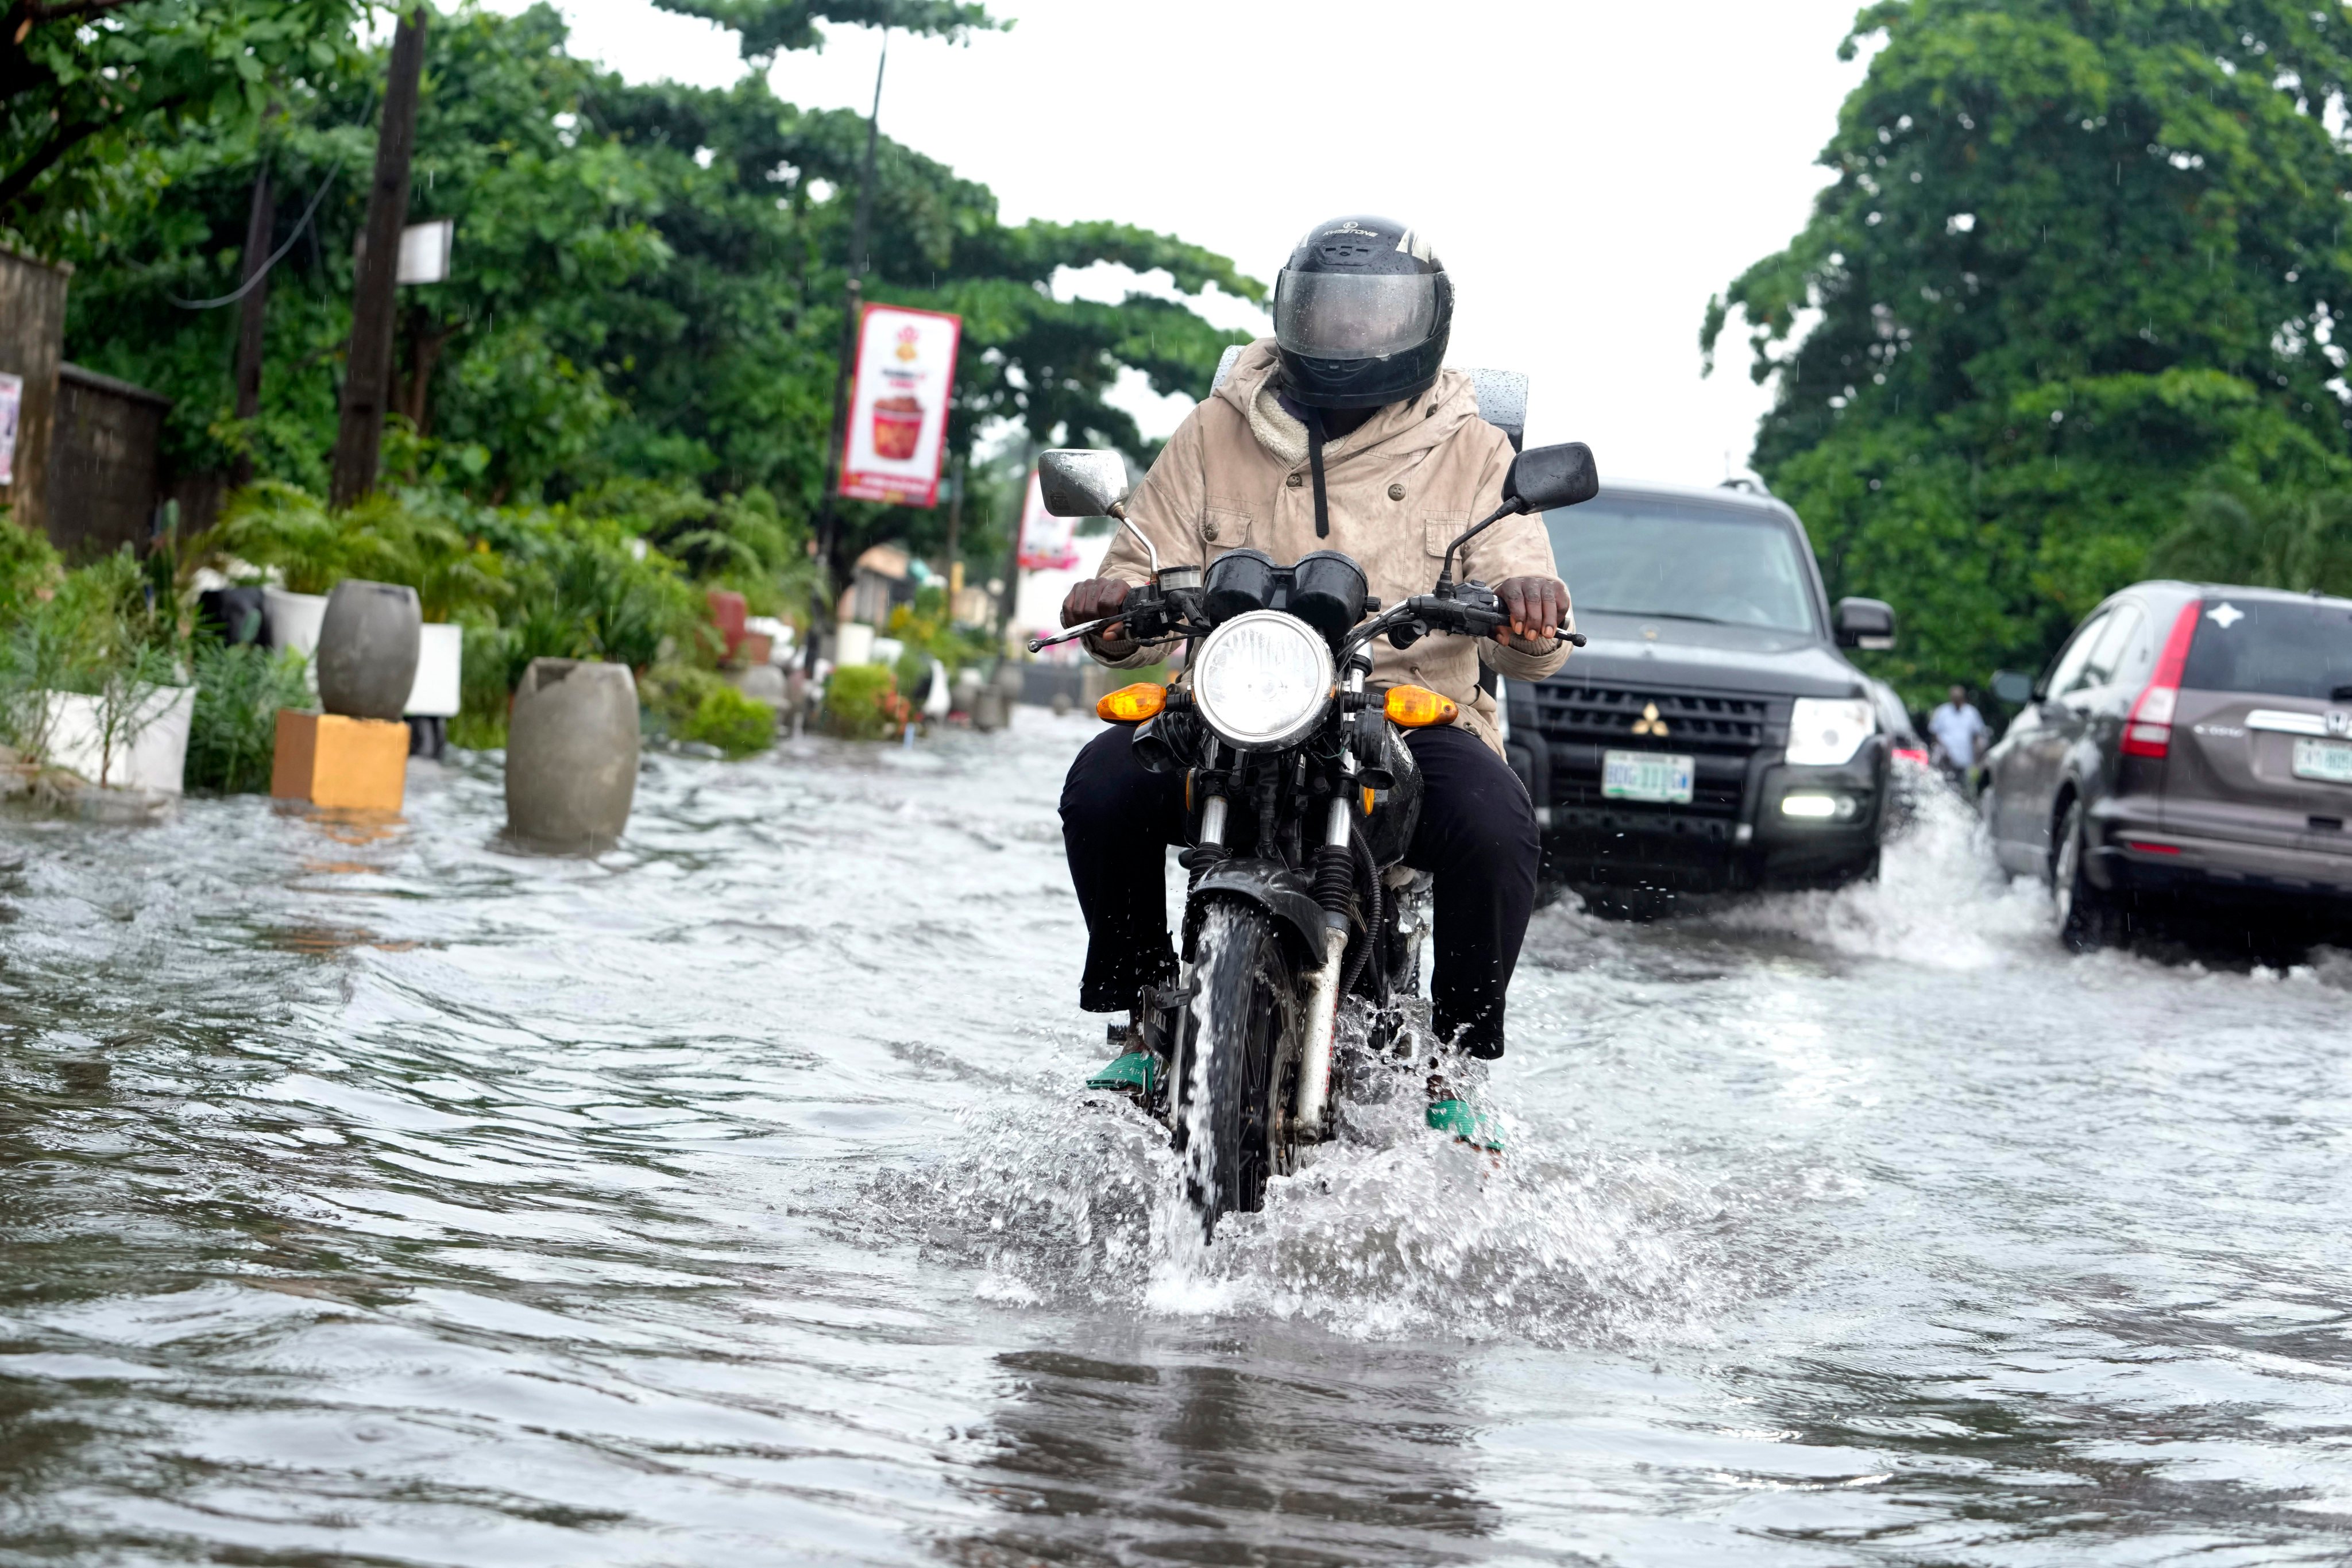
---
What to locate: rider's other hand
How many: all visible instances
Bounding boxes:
[1495,575,1569,647]
[1062,576,1131,642]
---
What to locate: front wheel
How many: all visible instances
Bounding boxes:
[1173,900,1301,1238]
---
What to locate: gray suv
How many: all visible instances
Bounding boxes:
[1983,581,2352,949]
[1501,480,1897,900]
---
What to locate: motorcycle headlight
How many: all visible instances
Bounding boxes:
[1786,697,1876,767]
[1190,610,1335,750]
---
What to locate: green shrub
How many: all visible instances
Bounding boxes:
[0,550,181,775]
[824,663,900,741]
[679,683,775,758]
[185,642,311,793]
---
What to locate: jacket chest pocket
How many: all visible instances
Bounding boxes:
[1423,512,1470,558]
[1202,504,1253,549]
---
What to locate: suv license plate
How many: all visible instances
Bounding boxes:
[1602,750,1695,804]
[2293,736,2352,784]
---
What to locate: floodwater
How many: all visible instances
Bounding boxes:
[3,710,2350,1567]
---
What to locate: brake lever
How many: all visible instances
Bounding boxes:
[1028,616,1114,654]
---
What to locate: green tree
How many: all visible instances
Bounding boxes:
[1704,0,2352,700]
[0,0,367,237]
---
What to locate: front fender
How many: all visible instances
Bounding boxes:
[1187,858,1324,965]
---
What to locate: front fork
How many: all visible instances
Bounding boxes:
[1296,661,1371,1138]
[1294,791,1353,1139]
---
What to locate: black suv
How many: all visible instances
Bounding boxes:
[1500,480,1898,898]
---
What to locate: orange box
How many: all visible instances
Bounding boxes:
[270,710,408,812]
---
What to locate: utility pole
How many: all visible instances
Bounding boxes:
[230,159,275,484]
[944,451,964,604]
[330,6,427,509]
[804,27,888,671]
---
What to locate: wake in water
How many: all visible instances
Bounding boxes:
[872,995,1759,1349]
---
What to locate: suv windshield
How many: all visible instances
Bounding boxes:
[2182,595,2352,700]
[1544,499,1818,635]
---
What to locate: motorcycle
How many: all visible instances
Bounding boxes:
[1027,440,1600,1236]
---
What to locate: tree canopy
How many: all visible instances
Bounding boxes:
[1704,0,2352,699]
[16,0,1252,586]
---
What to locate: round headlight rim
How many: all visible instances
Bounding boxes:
[1191,609,1337,751]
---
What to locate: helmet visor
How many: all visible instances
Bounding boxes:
[1273,270,1439,361]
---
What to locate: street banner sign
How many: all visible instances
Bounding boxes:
[840,303,962,507]
[1014,465,1081,571]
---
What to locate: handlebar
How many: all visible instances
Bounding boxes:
[1035,582,1584,659]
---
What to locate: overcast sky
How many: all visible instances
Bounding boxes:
[491,0,1871,489]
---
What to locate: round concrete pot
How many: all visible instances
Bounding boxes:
[504,658,639,854]
[316,580,422,720]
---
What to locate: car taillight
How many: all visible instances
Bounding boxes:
[1892,747,1930,766]
[2121,602,2203,758]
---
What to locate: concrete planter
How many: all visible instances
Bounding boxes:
[41,685,194,793]
[316,580,421,720]
[261,586,327,660]
[835,622,875,669]
[505,658,638,854]
[404,622,462,718]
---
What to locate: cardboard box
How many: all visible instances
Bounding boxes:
[270,709,408,812]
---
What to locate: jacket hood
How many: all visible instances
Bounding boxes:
[1212,338,1482,470]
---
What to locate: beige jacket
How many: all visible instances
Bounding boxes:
[1090,338,1571,755]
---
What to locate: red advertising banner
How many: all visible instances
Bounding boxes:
[839,303,962,506]
[1013,466,1082,571]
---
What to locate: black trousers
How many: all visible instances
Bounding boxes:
[1058,722,1539,1058]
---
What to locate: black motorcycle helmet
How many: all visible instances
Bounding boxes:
[1272,215,1453,410]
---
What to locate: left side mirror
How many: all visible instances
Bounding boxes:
[1503,442,1598,513]
[1990,669,2035,706]
[1833,597,1896,651]
[1037,449,1129,518]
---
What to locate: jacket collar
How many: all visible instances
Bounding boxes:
[1214,337,1479,470]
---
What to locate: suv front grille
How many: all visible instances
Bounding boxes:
[1525,680,1784,835]
[1532,683,1771,752]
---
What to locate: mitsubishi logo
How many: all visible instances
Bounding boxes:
[1631,701,1670,737]
[2329,709,2351,738]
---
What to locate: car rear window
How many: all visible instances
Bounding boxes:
[2180,595,2352,700]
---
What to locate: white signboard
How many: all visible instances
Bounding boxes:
[0,371,20,487]
[396,219,454,284]
[840,303,961,507]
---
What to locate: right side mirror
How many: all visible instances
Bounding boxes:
[1036,449,1129,518]
[1990,669,2035,706]
[1833,596,1897,651]
[1503,442,1598,513]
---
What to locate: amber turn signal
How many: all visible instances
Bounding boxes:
[1096,682,1168,723]
[1384,685,1458,728]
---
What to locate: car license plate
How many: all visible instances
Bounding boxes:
[2293,736,2352,785]
[1601,749,1694,804]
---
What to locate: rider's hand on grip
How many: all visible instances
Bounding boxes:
[1495,575,1569,647]
[1061,577,1131,643]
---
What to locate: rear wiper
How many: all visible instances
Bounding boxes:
[1624,611,1736,627]
[2334,683,2352,701]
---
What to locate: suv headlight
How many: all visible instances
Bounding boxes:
[1191,610,1335,750]
[1786,697,1875,767]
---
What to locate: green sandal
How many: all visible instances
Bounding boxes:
[1427,1096,1504,1153]
[1087,1049,1162,1097]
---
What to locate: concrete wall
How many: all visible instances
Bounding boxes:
[47,364,169,559]
[0,248,71,538]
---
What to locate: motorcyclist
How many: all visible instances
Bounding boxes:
[1057,215,1573,1145]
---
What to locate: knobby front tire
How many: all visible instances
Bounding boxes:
[1176,899,1301,1239]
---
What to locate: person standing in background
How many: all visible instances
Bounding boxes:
[1928,683,1990,797]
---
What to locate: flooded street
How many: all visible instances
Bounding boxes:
[4,710,2350,1566]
